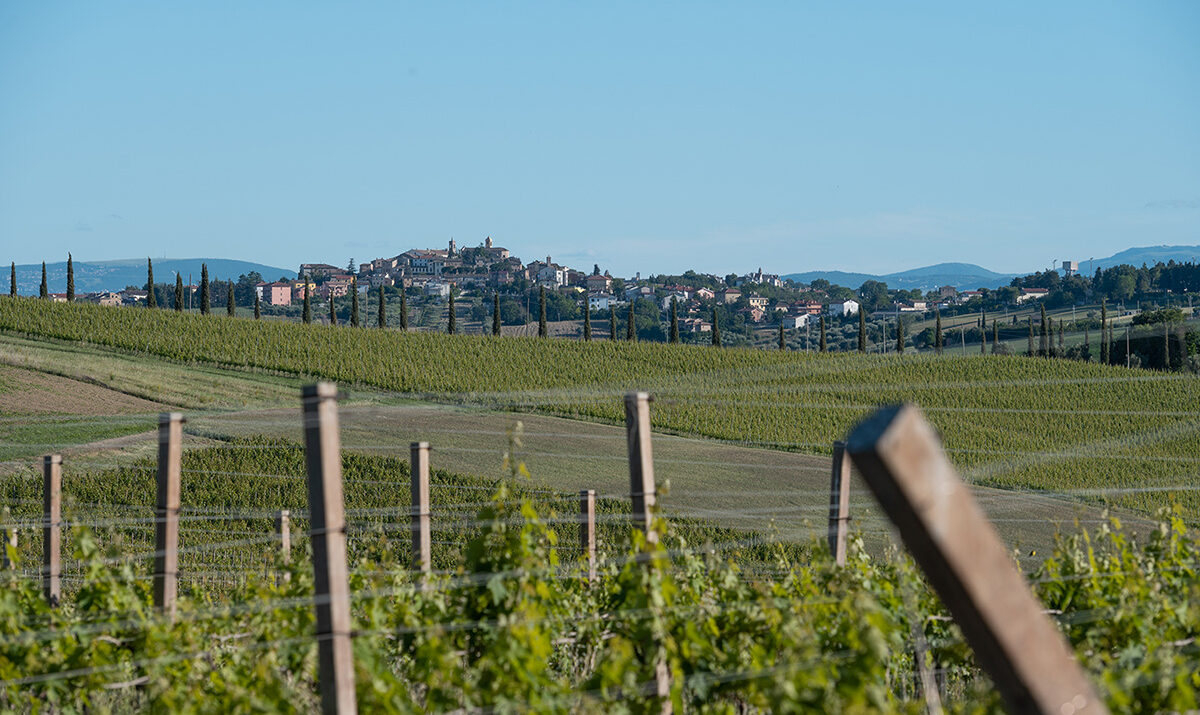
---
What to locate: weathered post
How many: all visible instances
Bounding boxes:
[1,510,16,570]
[827,441,851,566]
[410,442,431,575]
[154,413,183,620]
[580,489,596,582]
[624,392,657,543]
[623,391,671,713]
[275,509,292,584]
[846,404,1105,715]
[42,455,62,607]
[302,383,357,715]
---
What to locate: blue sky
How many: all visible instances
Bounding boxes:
[1,2,1197,277]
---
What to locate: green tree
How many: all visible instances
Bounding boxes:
[66,254,74,302]
[448,288,456,335]
[174,274,183,312]
[857,309,866,353]
[1100,300,1108,364]
[669,299,679,344]
[302,283,312,324]
[711,307,721,346]
[818,315,826,353]
[1163,321,1171,371]
[896,317,905,353]
[935,309,943,355]
[9,262,15,297]
[329,294,337,325]
[538,287,547,338]
[609,306,617,342]
[583,303,592,341]
[399,290,408,331]
[992,320,999,353]
[778,321,785,350]
[200,264,211,315]
[1039,304,1048,356]
[626,302,636,341]
[254,291,261,319]
[980,313,987,354]
[351,279,360,327]
[146,259,156,308]
[1058,320,1065,356]
[492,294,500,336]
[378,286,387,329]
[226,281,235,316]
[1027,318,1034,357]
[39,262,47,299]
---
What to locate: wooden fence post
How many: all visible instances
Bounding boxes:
[624,392,657,544]
[302,383,357,715]
[154,412,183,620]
[827,441,851,566]
[410,442,431,575]
[623,391,671,712]
[580,489,596,582]
[275,509,291,584]
[846,404,1104,715]
[1,514,15,570]
[42,454,62,607]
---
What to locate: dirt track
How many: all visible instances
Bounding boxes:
[0,364,165,415]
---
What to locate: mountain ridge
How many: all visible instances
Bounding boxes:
[9,258,296,295]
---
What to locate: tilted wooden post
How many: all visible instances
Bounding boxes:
[302,383,357,715]
[624,391,671,712]
[42,455,62,607]
[827,441,851,566]
[846,404,1105,715]
[275,509,292,584]
[580,489,596,582]
[154,413,184,620]
[410,442,431,575]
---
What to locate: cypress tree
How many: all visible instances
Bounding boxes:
[40,262,48,298]
[778,321,785,350]
[1058,320,1065,355]
[350,278,360,327]
[711,307,721,347]
[626,302,636,341]
[669,298,679,344]
[254,291,261,319]
[302,284,312,324]
[399,290,408,331]
[1047,318,1054,357]
[200,264,211,315]
[819,315,827,353]
[146,259,156,308]
[1039,304,1048,356]
[1027,318,1034,356]
[981,319,987,354]
[896,318,905,353]
[609,306,617,342]
[492,294,500,336]
[378,286,387,329]
[1100,300,1108,364]
[992,320,999,353]
[1163,321,1171,370]
[857,308,866,353]
[174,274,183,311]
[329,294,337,325]
[66,254,74,301]
[538,287,548,338]
[9,262,15,297]
[935,309,943,354]
[447,288,456,335]
[583,302,592,341]
[226,281,235,316]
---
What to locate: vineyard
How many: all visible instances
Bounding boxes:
[1,298,1199,710]
[2,299,1199,521]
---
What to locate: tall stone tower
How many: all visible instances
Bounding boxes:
[448,239,457,256]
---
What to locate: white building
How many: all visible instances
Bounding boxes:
[588,292,618,311]
[782,313,817,329]
[660,292,689,311]
[424,281,451,298]
[827,299,860,317]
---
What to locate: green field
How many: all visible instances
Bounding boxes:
[2,298,1198,523]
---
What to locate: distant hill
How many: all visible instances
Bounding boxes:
[785,246,1200,291]
[785,262,1018,291]
[8,259,296,296]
